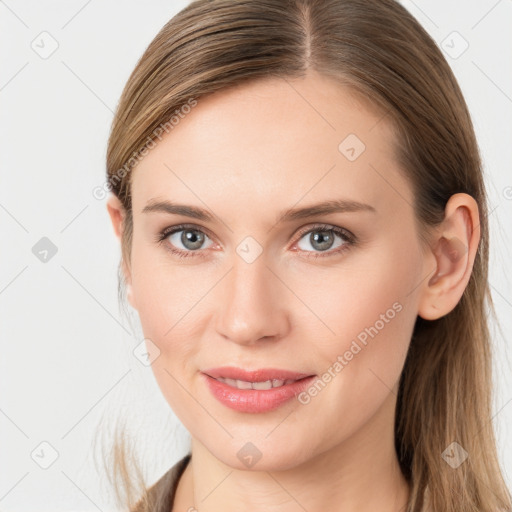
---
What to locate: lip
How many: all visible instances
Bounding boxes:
[201,367,316,413]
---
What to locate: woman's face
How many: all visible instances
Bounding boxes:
[122,71,430,471]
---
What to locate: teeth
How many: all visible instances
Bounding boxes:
[235,379,253,389]
[252,380,273,390]
[215,377,296,389]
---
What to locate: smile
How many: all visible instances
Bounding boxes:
[212,377,300,390]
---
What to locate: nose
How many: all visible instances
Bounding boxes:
[214,253,291,346]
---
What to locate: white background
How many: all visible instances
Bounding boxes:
[1,0,511,510]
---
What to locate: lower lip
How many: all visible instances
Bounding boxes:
[202,373,317,413]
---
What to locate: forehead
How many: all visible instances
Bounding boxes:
[130,71,411,222]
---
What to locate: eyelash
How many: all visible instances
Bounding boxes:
[154,223,356,260]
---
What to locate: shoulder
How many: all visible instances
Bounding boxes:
[130,453,192,512]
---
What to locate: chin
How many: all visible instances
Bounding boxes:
[208,437,314,473]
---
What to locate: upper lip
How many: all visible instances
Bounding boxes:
[203,366,314,382]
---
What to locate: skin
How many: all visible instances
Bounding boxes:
[107,70,480,512]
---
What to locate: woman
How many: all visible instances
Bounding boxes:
[103,0,512,510]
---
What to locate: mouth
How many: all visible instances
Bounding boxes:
[201,366,317,413]
[211,376,305,390]
[202,366,314,385]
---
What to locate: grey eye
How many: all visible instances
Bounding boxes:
[297,229,346,253]
[168,229,213,251]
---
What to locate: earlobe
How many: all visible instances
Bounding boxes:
[126,283,137,310]
[417,193,480,321]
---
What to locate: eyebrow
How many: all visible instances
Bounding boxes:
[141,198,376,223]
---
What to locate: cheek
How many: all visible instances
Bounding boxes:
[130,230,201,331]
[131,270,205,363]
[292,242,421,428]
[129,241,209,377]
[129,252,209,420]
[288,239,420,348]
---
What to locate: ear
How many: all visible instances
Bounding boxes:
[417,193,481,321]
[106,193,137,310]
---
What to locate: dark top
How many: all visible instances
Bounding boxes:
[131,453,191,512]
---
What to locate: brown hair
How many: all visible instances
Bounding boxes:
[102,0,512,510]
